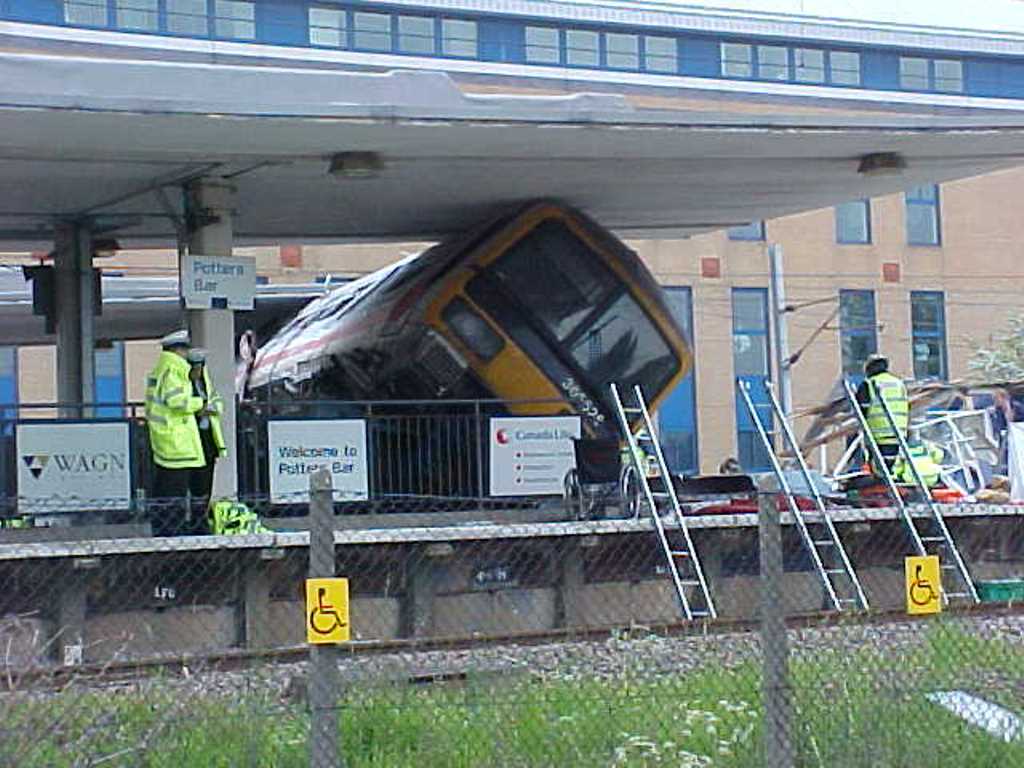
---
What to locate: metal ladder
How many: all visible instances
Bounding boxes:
[610,383,716,621]
[738,380,869,612]
[841,379,979,605]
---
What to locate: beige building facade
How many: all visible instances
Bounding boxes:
[5,168,1023,475]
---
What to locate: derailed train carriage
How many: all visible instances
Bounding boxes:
[238,201,692,503]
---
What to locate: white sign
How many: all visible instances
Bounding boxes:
[489,416,581,497]
[181,253,256,310]
[268,420,368,503]
[17,421,132,513]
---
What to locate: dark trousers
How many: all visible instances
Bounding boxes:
[151,465,191,537]
[188,429,219,532]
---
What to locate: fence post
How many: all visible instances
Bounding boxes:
[474,400,485,499]
[308,468,343,768]
[759,489,793,768]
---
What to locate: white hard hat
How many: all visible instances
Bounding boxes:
[187,347,208,364]
[160,329,190,349]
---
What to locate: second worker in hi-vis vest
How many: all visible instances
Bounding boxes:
[144,330,216,536]
[855,354,910,475]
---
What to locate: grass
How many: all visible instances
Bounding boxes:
[1,620,1022,767]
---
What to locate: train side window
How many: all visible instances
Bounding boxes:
[443,298,504,361]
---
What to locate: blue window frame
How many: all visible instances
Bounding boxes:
[910,291,948,381]
[839,290,877,378]
[643,35,677,73]
[900,56,963,93]
[309,6,346,48]
[116,0,158,31]
[732,288,772,472]
[727,221,765,241]
[441,18,477,58]
[398,15,436,55]
[0,346,16,435]
[836,200,871,244]
[213,0,254,40]
[905,184,941,246]
[565,28,599,67]
[30,3,1008,101]
[659,287,698,474]
[95,342,126,418]
[524,25,559,64]
[167,0,210,36]
[65,0,108,27]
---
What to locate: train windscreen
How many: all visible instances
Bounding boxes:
[466,219,679,408]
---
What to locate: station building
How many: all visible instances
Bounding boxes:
[3,166,1021,475]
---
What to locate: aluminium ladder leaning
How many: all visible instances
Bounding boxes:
[841,379,979,605]
[610,383,717,621]
[737,380,869,612]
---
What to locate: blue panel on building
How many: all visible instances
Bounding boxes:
[682,37,719,77]
[8,0,61,24]
[259,1,308,47]
[479,19,523,63]
[967,59,1003,97]
[862,50,900,89]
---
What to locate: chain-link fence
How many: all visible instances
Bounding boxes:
[1,467,1023,766]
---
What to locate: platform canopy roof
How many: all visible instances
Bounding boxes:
[4,51,1024,250]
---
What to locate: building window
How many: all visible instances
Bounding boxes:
[0,347,16,435]
[757,45,789,81]
[644,36,677,73]
[835,200,871,244]
[442,19,477,58]
[167,0,210,36]
[905,185,941,246]
[721,42,752,78]
[911,292,948,380]
[214,0,254,40]
[95,342,126,418]
[309,6,346,48]
[829,50,861,85]
[65,0,109,26]
[566,29,599,67]
[727,221,765,241]
[659,287,698,474]
[606,32,639,70]
[732,288,772,472]
[900,56,930,90]
[116,0,158,31]
[525,26,559,64]
[794,48,825,83]
[353,11,392,51]
[934,60,964,93]
[839,290,877,377]
[398,15,435,55]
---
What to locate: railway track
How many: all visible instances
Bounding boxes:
[7,601,1024,692]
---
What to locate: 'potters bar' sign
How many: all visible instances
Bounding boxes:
[181,253,256,310]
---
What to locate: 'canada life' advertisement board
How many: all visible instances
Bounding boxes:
[17,421,132,512]
[268,420,368,503]
[489,416,581,496]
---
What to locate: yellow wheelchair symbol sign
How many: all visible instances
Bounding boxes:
[305,578,350,644]
[905,556,942,615]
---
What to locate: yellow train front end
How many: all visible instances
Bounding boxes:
[421,202,692,436]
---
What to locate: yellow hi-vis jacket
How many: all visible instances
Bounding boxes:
[865,372,909,446]
[145,351,205,469]
[198,367,227,460]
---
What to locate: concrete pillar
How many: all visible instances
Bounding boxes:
[54,222,95,418]
[183,180,238,497]
[557,538,590,629]
[401,543,452,638]
[55,557,99,665]
[242,549,284,648]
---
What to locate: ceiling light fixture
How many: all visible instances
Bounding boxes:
[857,152,907,177]
[328,151,383,179]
